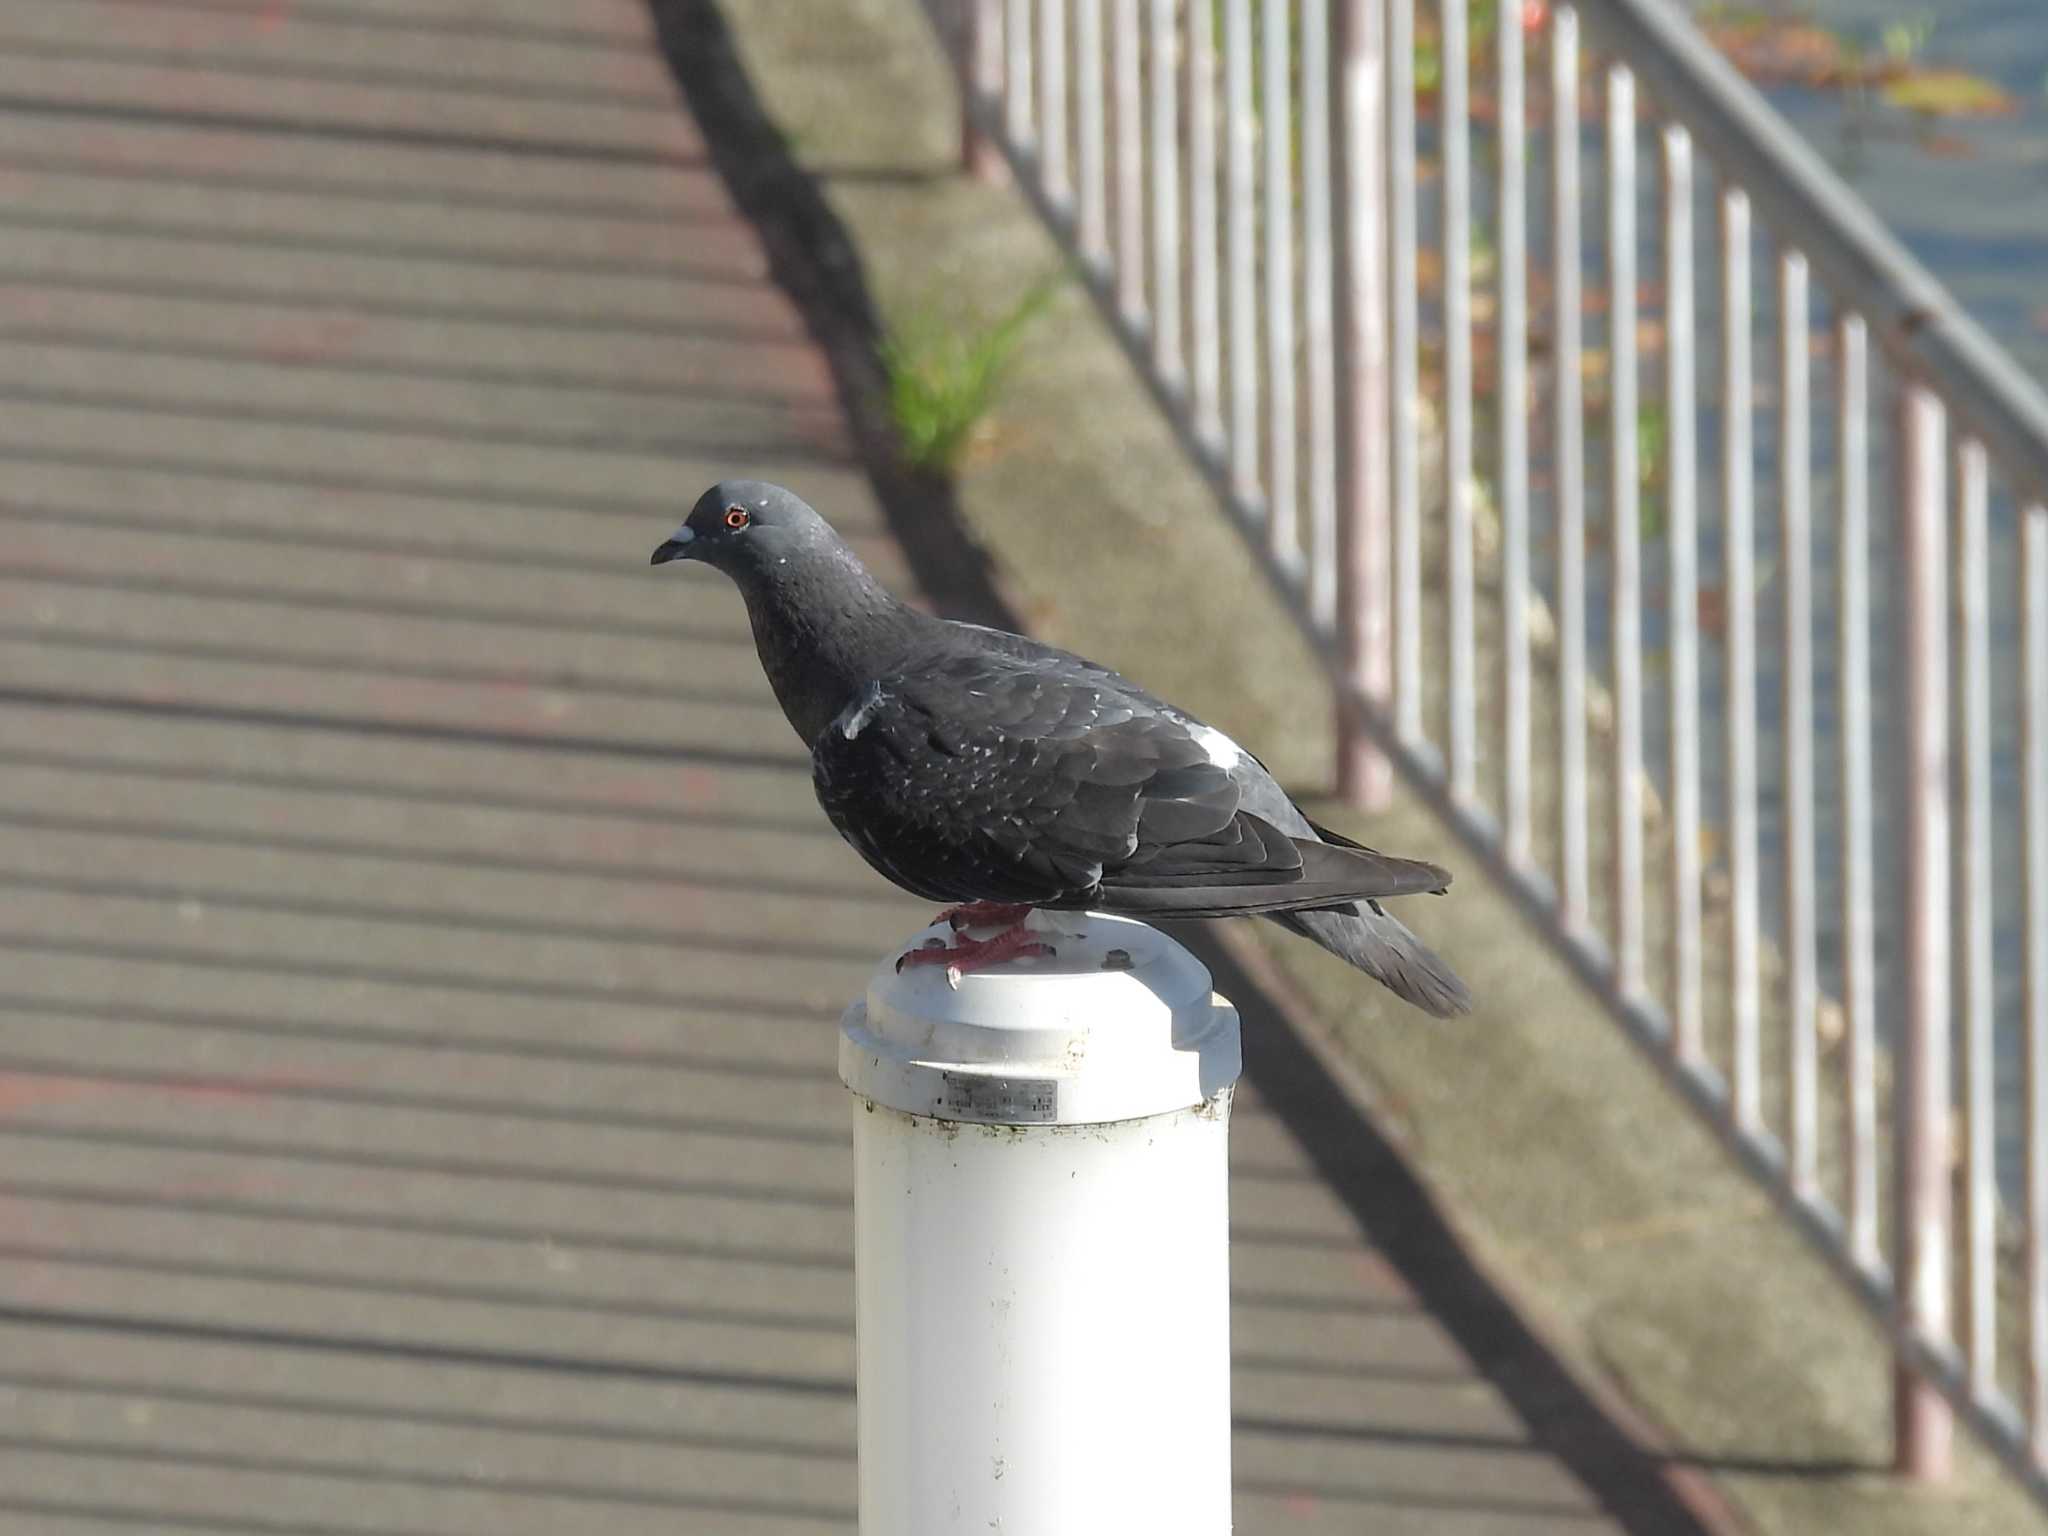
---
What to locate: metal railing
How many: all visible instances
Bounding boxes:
[929,0,2048,1500]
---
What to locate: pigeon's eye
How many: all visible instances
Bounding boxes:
[723,506,751,530]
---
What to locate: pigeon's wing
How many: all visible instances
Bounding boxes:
[812,652,1445,915]
[954,621,1451,899]
[811,654,1233,907]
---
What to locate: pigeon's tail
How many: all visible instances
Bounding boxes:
[1265,902,1473,1018]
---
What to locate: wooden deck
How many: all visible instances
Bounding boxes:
[0,2,1679,1531]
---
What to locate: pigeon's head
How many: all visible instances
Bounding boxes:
[650,480,838,586]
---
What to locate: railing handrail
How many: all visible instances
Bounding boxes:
[937,0,2048,1509]
[1578,0,2048,510]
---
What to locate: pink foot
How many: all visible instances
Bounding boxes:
[896,922,1054,984]
[933,900,1034,932]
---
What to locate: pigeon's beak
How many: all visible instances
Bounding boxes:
[650,530,695,566]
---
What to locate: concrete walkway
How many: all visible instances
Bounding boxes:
[0,2,1679,1531]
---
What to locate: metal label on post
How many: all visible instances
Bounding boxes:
[936,1072,1058,1124]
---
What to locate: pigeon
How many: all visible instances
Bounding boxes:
[652,480,1471,1016]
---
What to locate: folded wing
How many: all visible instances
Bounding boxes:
[811,652,1449,916]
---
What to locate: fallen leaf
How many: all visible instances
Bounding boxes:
[1917,130,1978,159]
[1706,19,1846,87]
[1696,584,1726,639]
[1883,68,2018,119]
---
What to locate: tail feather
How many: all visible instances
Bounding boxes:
[1266,903,1472,1017]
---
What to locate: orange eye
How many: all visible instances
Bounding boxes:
[723,506,751,530]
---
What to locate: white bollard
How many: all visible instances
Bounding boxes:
[839,913,1241,1536]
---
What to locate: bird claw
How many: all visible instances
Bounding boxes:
[937,901,1035,933]
[896,924,1054,982]
[895,936,951,973]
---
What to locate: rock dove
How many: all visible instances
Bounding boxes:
[652,481,1471,1016]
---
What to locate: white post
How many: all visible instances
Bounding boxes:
[840,913,1242,1534]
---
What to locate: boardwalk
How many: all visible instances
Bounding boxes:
[0,2,1691,1532]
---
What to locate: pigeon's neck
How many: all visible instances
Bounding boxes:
[739,546,924,749]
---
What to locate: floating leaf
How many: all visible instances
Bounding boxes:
[1881,14,1936,68]
[1917,130,1978,159]
[1882,68,2018,119]
[1414,36,1442,95]
[1705,18,1847,86]
[1696,585,1726,640]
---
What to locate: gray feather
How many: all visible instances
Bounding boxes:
[1266,904,1473,1018]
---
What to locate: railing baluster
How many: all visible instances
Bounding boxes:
[1553,6,1588,926]
[1608,65,1643,994]
[1663,124,1702,1061]
[1498,0,1530,858]
[1303,0,1338,625]
[1390,0,1422,743]
[1075,0,1108,261]
[1333,0,1392,809]
[1224,0,1258,501]
[1113,0,1144,322]
[1148,0,1182,381]
[1958,435,1995,1392]
[963,0,1003,177]
[1187,0,1221,440]
[1008,0,1035,146]
[1443,0,1474,797]
[1896,381,1954,1482]
[1837,312,1879,1267]
[1780,248,1816,1192]
[1039,0,1069,203]
[2027,500,2048,1460]
[1722,186,1760,1128]
[1263,0,1299,563]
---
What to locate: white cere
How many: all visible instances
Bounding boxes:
[1191,724,1244,770]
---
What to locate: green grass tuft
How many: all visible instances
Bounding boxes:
[882,270,1065,472]
[1881,12,1934,66]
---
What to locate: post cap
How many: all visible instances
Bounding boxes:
[838,914,1242,1126]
